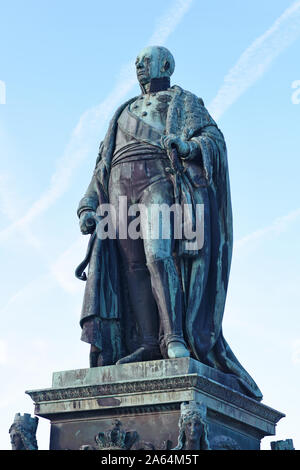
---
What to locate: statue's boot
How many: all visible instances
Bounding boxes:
[116,267,161,365]
[147,257,190,359]
[90,344,114,368]
[89,348,100,368]
[116,344,161,364]
[167,341,190,358]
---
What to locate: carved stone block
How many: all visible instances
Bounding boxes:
[26,358,285,450]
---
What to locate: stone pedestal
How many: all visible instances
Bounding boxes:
[26,358,284,450]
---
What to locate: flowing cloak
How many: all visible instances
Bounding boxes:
[77,85,263,401]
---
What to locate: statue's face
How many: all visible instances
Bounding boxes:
[10,430,24,450]
[135,46,170,86]
[184,418,203,444]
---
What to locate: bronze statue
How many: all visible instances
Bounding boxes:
[76,45,262,401]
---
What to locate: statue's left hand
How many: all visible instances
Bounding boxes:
[79,210,96,235]
[161,134,190,157]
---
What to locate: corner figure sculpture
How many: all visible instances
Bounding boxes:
[173,402,210,450]
[270,439,295,451]
[76,45,262,400]
[9,413,38,450]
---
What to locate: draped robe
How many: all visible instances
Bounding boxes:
[77,85,263,401]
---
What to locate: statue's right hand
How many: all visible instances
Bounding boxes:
[79,210,96,235]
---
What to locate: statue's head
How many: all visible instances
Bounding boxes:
[135,46,175,88]
[9,427,25,450]
[183,414,205,446]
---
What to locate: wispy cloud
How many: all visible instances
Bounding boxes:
[234,207,300,254]
[291,339,300,365]
[50,236,87,294]
[4,0,300,308]
[0,274,55,315]
[148,0,193,45]
[0,173,43,250]
[208,0,300,120]
[0,340,8,365]
[0,0,194,307]
[0,0,194,244]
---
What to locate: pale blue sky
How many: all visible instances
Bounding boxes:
[0,0,300,450]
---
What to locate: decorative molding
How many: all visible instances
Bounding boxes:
[194,376,284,423]
[27,375,196,403]
[26,373,284,425]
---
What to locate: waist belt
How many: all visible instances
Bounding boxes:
[111,152,168,167]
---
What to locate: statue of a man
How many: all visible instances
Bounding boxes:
[76,46,262,400]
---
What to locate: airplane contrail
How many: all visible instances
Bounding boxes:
[234,207,300,254]
[208,0,300,120]
[3,1,300,301]
[0,0,194,244]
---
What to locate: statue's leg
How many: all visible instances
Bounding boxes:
[89,344,101,367]
[140,169,190,359]
[109,158,189,362]
[109,161,161,364]
[86,319,122,367]
[116,262,162,364]
[146,257,189,358]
